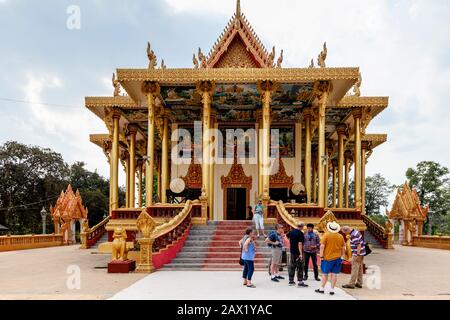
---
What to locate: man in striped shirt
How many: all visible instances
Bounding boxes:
[342,226,366,289]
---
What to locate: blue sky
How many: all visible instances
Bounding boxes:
[0,0,449,193]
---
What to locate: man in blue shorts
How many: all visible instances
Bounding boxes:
[315,221,346,295]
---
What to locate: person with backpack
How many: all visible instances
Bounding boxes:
[239,227,257,288]
[341,226,367,289]
[265,224,285,282]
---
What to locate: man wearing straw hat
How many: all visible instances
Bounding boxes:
[315,221,346,295]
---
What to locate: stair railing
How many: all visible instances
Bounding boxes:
[271,200,298,231]
[80,216,110,249]
[361,215,391,249]
[135,200,198,272]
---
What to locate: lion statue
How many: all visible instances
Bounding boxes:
[111,226,128,261]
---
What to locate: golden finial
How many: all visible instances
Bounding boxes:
[317,42,327,68]
[352,72,362,97]
[198,47,207,68]
[309,59,315,68]
[236,0,241,16]
[192,53,199,69]
[147,41,157,69]
[112,72,121,97]
[268,46,275,67]
[276,49,284,68]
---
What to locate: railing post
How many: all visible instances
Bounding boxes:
[136,237,155,273]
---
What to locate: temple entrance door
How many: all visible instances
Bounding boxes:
[225,188,247,220]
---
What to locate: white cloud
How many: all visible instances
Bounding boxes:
[163,0,450,186]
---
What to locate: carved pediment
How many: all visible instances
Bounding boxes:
[386,181,429,221]
[270,158,294,187]
[221,161,252,188]
[181,163,202,189]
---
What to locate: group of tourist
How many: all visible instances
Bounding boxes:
[239,201,367,295]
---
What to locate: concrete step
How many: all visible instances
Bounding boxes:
[172,257,269,264]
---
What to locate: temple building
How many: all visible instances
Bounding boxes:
[86,1,388,224]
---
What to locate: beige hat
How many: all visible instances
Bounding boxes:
[326,221,341,234]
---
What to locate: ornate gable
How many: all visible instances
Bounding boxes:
[386,181,429,221]
[50,185,88,222]
[270,158,294,187]
[206,0,275,68]
[181,163,202,189]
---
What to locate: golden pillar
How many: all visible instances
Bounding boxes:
[142,81,160,207]
[209,110,217,220]
[111,110,121,210]
[312,152,317,203]
[128,125,137,208]
[344,150,352,208]
[258,81,274,217]
[303,107,312,203]
[161,113,170,203]
[324,140,332,207]
[332,159,338,208]
[137,161,143,207]
[337,124,346,208]
[256,110,263,196]
[103,141,113,213]
[124,153,130,208]
[353,108,363,210]
[156,153,161,202]
[197,81,214,220]
[316,81,331,208]
[361,141,371,215]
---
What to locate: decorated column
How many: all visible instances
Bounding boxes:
[361,140,371,215]
[137,160,143,207]
[128,124,138,208]
[316,81,331,208]
[142,81,160,207]
[197,81,215,221]
[161,112,170,203]
[344,150,352,208]
[353,108,363,210]
[336,124,346,208]
[111,109,121,210]
[331,159,338,208]
[258,80,274,217]
[303,107,312,203]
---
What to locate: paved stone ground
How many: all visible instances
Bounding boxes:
[1,244,449,300]
[338,245,450,300]
[0,245,145,300]
[110,271,354,300]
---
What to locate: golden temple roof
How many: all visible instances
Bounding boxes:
[50,185,88,221]
[205,0,274,68]
[386,181,429,222]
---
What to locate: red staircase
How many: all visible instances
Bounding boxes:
[163,220,274,271]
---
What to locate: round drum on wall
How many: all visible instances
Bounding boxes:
[291,183,305,195]
[170,178,186,194]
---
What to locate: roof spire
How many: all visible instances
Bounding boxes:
[236,0,241,16]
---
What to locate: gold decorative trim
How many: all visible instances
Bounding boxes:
[181,163,202,189]
[337,96,389,108]
[269,158,293,187]
[117,67,360,84]
[85,96,138,108]
[221,160,252,188]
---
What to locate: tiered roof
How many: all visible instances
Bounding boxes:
[386,182,429,222]
[50,185,88,222]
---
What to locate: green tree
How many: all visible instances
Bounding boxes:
[365,174,394,216]
[406,161,450,235]
[0,141,68,234]
[0,141,116,234]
